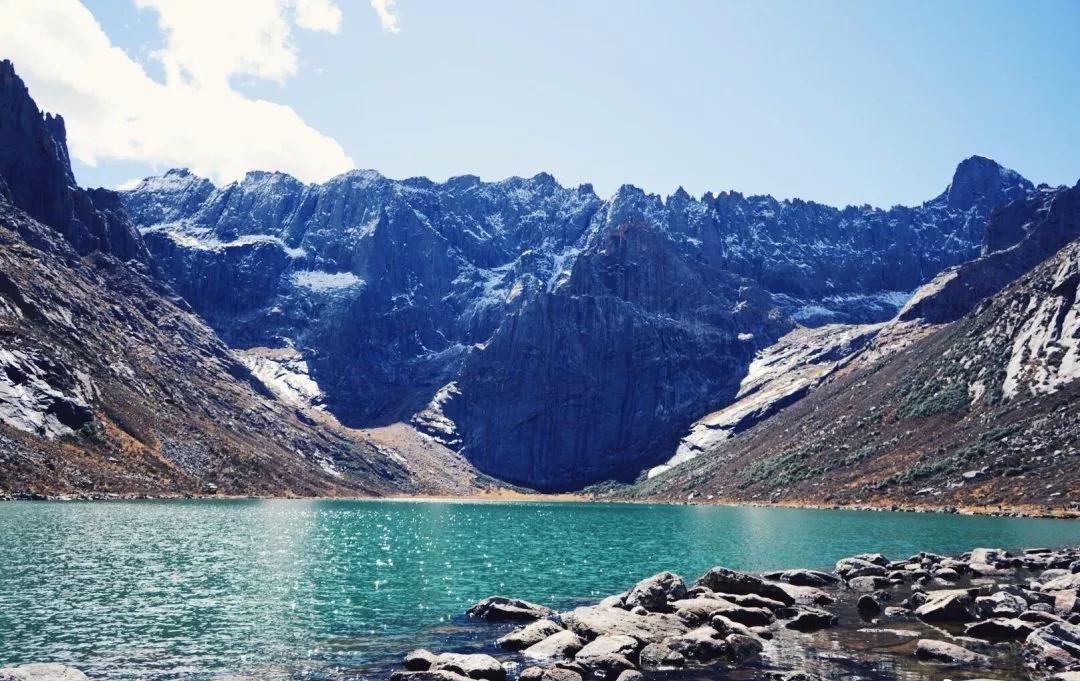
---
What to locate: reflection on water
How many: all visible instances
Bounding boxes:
[0,499,1076,680]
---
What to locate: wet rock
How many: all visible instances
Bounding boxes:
[914,589,976,623]
[404,649,439,671]
[785,607,838,632]
[726,633,764,660]
[932,568,961,582]
[623,571,687,612]
[637,642,685,670]
[523,631,586,662]
[778,569,839,587]
[857,594,883,616]
[666,626,731,661]
[914,639,990,666]
[964,617,1037,641]
[1023,621,1080,671]
[835,557,881,577]
[614,671,643,681]
[1045,574,1080,593]
[519,667,582,681]
[467,596,554,622]
[0,665,90,681]
[497,620,564,651]
[695,567,795,605]
[562,605,687,643]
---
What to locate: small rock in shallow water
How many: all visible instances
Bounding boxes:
[784,607,838,632]
[914,589,976,623]
[429,653,506,681]
[964,617,1037,641]
[913,639,990,666]
[666,626,731,661]
[637,642,685,670]
[467,596,553,622]
[519,667,581,681]
[574,634,640,675]
[1023,621,1080,671]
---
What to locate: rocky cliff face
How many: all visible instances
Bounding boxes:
[122,151,1034,489]
[0,60,148,263]
[627,229,1080,513]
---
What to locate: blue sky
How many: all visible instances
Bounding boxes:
[7,1,1080,207]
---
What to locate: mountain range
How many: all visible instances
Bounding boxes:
[1,57,1076,508]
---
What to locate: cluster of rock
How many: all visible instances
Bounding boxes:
[390,545,1080,681]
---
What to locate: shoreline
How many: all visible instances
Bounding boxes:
[1,489,1077,519]
[389,544,1080,681]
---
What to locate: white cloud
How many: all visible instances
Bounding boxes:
[370,0,400,33]
[295,0,343,32]
[0,0,354,185]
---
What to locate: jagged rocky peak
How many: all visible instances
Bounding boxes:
[0,59,148,262]
[945,155,1033,211]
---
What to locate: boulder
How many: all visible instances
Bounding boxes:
[666,626,731,661]
[778,569,840,587]
[562,605,687,642]
[497,619,564,651]
[913,639,990,666]
[974,591,1027,618]
[429,653,506,681]
[390,671,474,681]
[716,592,787,611]
[404,649,439,671]
[784,607,838,632]
[964,617,1037,641]
[574,635,640,675]
[467,596,553,622]
[1024,621,1080,671]
[970,548,1009,566]
[847,576,891,592]
[695,567,795,605]
[835,557,880,577]
[637,642,685,670]
[670,597,772,627]
[623,571,687,612]
[709,614,758,638]
[914,590,976,623]
[1046,575,1080,592]
[614,671,644,681]
[0,665,90,681]
[726,633,764,660]
[1056,590,1080,617]
[931,568,961,582]
[519,667,582,681]
[857,594,883,616]
[774,583,835,605]
[523,631,586,662]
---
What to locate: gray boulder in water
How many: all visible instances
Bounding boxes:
[913,639,990,666]
[695,567,794,605]
[466,596,553,622]
[623,571,687,612]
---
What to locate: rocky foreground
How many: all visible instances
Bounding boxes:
[393,546,1080,681]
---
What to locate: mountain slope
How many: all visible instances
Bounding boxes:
[626,227,1080,514]
[0,59,490,499]
[122,153,1032,489]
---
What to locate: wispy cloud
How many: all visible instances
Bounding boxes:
[0,0,354,185]
[370,0,400,33]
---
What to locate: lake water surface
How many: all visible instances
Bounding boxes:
[1,499,1078,680]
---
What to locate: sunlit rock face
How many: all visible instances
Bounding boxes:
[122,156,1032,489]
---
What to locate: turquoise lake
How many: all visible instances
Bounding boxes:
[1,499,1078,680]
